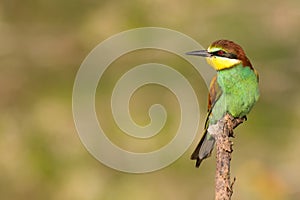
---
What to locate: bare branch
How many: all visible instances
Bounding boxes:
[208,114,245,200]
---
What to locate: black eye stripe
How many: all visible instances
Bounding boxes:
[211,51,237,59]
[211,50,224,56]
[227,53,237,59]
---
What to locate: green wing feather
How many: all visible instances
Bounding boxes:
[191,76,223,167]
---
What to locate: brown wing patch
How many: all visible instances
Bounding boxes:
[205,75,222,128]
[254,69,259,82]
[208,75,222,111]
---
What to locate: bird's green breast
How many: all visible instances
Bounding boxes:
[209,64,259,124]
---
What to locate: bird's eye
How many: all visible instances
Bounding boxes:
[217,50,226,56]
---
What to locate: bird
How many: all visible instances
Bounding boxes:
[186,39,260,167]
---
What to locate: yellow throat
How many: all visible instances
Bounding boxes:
[206,47,242,71]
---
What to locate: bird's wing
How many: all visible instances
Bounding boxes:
[254,69,259,82]
[204,75,223,128]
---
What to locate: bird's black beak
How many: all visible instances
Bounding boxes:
[186,50,212,57]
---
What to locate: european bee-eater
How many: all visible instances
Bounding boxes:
[187,39,260,167]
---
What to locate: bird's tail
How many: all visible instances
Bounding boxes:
[191,130,215,167]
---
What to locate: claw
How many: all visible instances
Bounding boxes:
[229,129,235,138]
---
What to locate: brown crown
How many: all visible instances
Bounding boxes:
[211,40,253,68]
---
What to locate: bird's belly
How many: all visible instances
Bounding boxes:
[209,91,257,125]
[209,79,259,124]
[226,90,257,117]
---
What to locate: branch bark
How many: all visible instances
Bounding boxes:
[208,114,245,200]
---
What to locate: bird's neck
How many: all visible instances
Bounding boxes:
[217,64,256,85]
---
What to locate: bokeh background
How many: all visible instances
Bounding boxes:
[1,0,300,199]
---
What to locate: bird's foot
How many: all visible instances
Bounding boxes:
[228,129,235,138]
[232,116,246,129]
[242,115,247,121]
[224,114,247,137]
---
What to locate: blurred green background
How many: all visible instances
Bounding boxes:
[1,0,300,199]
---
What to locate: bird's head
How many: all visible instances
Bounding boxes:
[187,40,252,71]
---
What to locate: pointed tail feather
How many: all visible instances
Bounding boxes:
[191,130,216,168]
